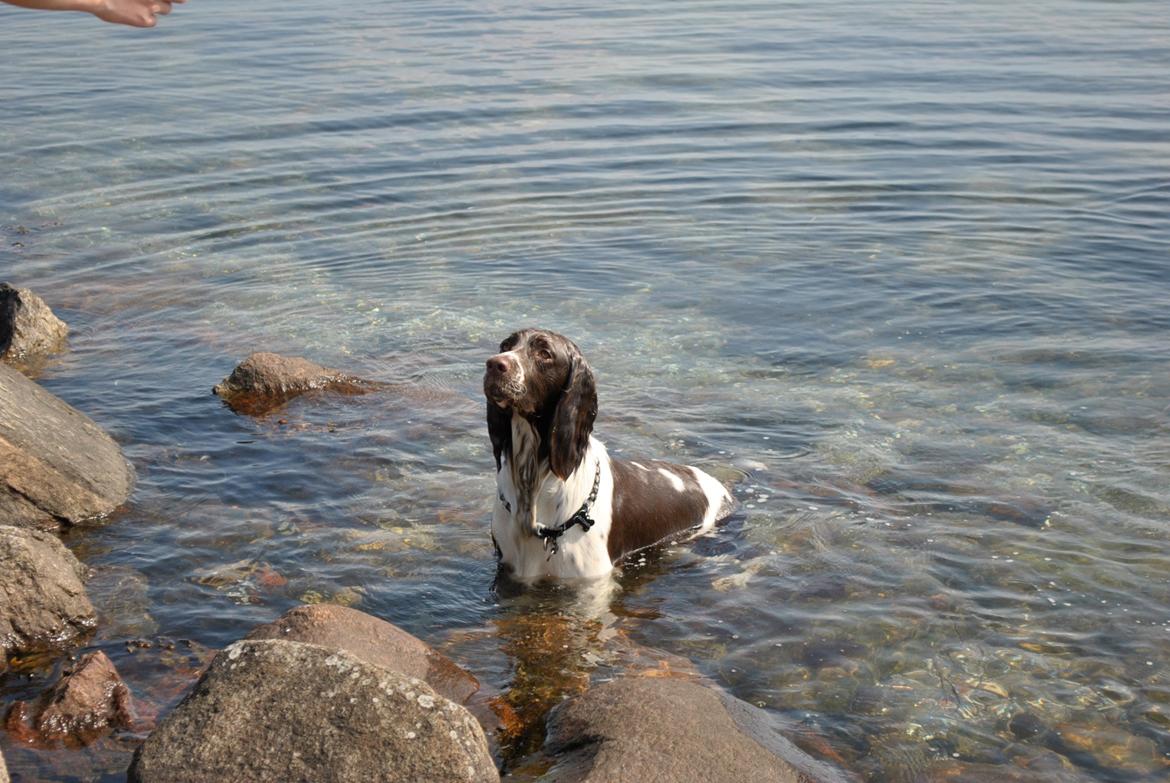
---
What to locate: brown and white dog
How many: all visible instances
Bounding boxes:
[484,328,734,580]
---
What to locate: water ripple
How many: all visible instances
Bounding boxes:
[3,0,1170,781]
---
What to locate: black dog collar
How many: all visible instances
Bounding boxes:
[537,461,602,558]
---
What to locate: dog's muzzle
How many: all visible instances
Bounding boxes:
[484,352,525,406]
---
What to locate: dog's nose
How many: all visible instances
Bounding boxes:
[486,354,511,375]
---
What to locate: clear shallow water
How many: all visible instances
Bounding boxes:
[2,0,1169,779]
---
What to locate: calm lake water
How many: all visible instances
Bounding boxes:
[2,1,1169,780]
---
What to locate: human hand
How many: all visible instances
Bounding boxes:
[1,0,185,26]
[91,0,185,28]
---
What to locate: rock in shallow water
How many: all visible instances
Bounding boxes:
[87,565,158,640]
[212,351,379,415]
[922,758,1094,782]
[542,677,853,783]
[244,604,480,705]
[128,639,498,783]
[4,650,135,747]
[0,363,135,529]
[0,283,68,367]
[0,526,96,659]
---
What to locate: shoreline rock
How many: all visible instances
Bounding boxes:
[0,526,96,660]
[244,604,480,705]
[128,639,498,783]
[0,283,68,369]
[0,363,135,530]
[213,351,380,415]
[542,677,854,783]
[4,650,136,747]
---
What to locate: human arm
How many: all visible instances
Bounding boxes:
[1,0,185,28]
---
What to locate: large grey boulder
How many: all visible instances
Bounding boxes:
[213,352,378,415]
[128,639,498,783]
[542,677,853,783]
[0,362,135,529]
[245,604,480,705]
[0,526,96,663]
[0,283,68,367]
[246,605,506,760]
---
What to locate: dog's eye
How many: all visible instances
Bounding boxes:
[536,348,553,362]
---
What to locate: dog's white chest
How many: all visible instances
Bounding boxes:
[493,437,615,580]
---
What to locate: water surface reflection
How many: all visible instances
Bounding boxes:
[3,0,1170,780]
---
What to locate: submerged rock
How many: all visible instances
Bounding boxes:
[128,639,497,783]
[191,557,280,606]
[922,759,1087,782]
[0,363,135,530]
[213,351,378,415]
[0,526,96,658]
[4,650,135,747]
[1008,711,1048,741]
[542,677,853,783]
[244,604,480,705]
[973,497,1053,529]
[0,283,68,367]
[87,565,158,640]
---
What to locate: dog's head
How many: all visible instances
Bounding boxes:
[484,328,597,480]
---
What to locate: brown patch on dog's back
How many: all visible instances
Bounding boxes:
[607,459,711,563]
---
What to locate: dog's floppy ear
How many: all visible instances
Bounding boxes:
[487,402,511,471]
[548,355,597,480]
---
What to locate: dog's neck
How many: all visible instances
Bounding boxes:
[499,412,595,536]
[506,414,542,533]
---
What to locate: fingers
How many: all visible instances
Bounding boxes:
[94,0,182,27]
[124,9,157,28]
